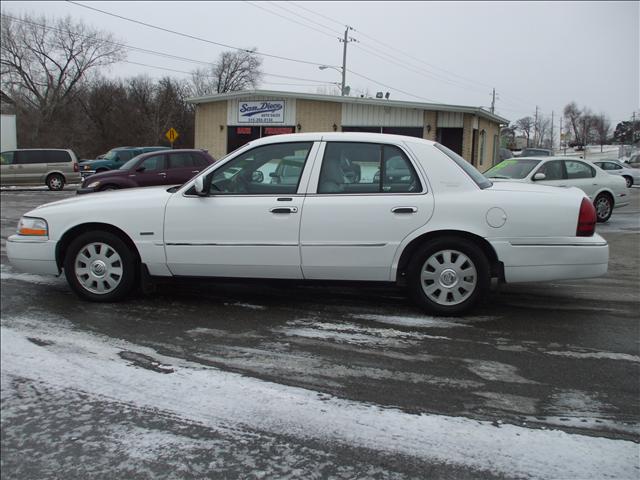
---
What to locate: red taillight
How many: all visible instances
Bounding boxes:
[73,162,79,172]
[576,197,596,237]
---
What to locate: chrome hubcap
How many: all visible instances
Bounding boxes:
[595,198,611,219]
[74,242,123,294]
[420,249,477,306]
[50,177,61,188]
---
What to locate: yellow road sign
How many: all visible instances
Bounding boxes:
[165,127,179,143]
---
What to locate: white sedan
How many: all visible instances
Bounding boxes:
[7,133,608,315]
[485,156,629,222]
[592,159,640,188]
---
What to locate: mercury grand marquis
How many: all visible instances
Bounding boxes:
[7,133,608,315]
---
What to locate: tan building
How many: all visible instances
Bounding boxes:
[187,90,508,172]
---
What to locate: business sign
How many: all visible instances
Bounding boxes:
[238,101,285,124]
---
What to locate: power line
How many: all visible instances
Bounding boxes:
[65,0,330,67]
[347,69,438,103]
[264,1,343,36]
[1,13,335,85]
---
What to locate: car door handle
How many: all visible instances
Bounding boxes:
[391,207,417,214]
[270,207,298,214]
[192,170,200,174]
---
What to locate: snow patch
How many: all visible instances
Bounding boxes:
[546,350,640,363]
[1,319,638,480]
[0,264,62,286]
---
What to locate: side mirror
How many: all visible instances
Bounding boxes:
[136,166,146,172]
[194,176,207,196]
[251,171,264,183]
[533,172,546,181]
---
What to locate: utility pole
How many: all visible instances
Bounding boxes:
[633,111,637,144]
[534,106,539,147]
[340,26,356,96]
[551,110,554,151]
[490,88,496,114]
[559,115,564,155]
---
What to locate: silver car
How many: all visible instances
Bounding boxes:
[0,149,82,190]
[592,159,640,188]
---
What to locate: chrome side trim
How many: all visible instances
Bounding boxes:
[165,242,299,247]
[301,242,387,247]
[508,242,608,247]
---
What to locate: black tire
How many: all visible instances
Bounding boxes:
[407,237,490,315]
[63,231,138,302]
[46,173,65,191]
[99,184,120,191]
[623,176,633,188]
[594,193,613,223]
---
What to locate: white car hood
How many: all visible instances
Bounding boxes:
[28,186,174,216]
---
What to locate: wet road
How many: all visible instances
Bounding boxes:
[1,187,639,479]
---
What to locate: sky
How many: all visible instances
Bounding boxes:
[2,1,639,129]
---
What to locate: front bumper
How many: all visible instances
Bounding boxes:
[489,234,609,283]
[81,170,96,180]
[7,235,59,275]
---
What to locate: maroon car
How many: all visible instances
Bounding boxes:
[77,149,215,194]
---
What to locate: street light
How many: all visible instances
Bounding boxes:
[319,65,347,96]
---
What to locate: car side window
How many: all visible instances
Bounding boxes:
[318,142,421,194]
[536,160,564,180]
[139,155,165,172]
[0,152,14,165]
[609,163,622,170]
[565,161,595,179]
[209,142,312,195]
[44,151,70,163]
[192,154,209,167]
[168,153,194,169]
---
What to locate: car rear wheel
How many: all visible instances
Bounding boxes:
[407,237,490,315]
[594,194,613,223]
[64,231,137,302]
[623,176,633,188]
[46,173,65,191]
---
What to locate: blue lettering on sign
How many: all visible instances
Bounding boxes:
[239,102,284,117]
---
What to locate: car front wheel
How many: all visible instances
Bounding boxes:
[623,176,633,188]
[407,237,490,315]
[594,194,613,223]
[63,231,137,302]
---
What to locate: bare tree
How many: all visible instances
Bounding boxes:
[593,114,611,152]
[191,49,262,96]
[564,102,583,145]
[1,13,125,143]
[516,116,534,147]
[536,115,551,148]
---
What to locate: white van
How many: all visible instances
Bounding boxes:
[0,149,82,190]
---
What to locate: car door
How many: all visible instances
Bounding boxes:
[299,141,434,281]
[163,141,319,278]
[166,152,202,184]
[0,151,15,184]
[563,160,599,199]
[14,150,44,185]
[132,154,169,186]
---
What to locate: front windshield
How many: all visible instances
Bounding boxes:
[103,150,118,161]
[485,159,541,179]
[120,155,142,170]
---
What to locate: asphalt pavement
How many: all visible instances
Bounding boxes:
[1,186,639,479]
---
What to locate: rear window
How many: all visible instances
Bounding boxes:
[485,159,541,179]
[434,143,492,189]
[44,150,71,163]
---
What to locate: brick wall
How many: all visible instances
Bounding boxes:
[296,99,341,132]
[423,110,437,141]
[462,114,475,162]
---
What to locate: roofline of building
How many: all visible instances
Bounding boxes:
[186,89,510,124]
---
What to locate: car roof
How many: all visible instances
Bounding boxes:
[245,132,436,147]
[1,148,71,152]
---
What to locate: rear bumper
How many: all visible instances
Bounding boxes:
[489,234,608,283]
[7,235,59,275]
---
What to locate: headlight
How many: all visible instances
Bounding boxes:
[17,217,48,237]
[87,181,101,188]
[83,165,91,170]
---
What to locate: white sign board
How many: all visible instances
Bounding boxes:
[238,101,285,124]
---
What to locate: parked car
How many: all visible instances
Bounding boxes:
[592,159,640,188]
[79,146,171,177]
[485,156,629,222]
[623,152,640,169]
[0,149,81,190]
[499,148,514,161]
[520,148,553,157]
[7,133,608,315]
[77,149,215,194]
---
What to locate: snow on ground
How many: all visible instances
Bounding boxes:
[1,316,638,480]
[0,263,62,286]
